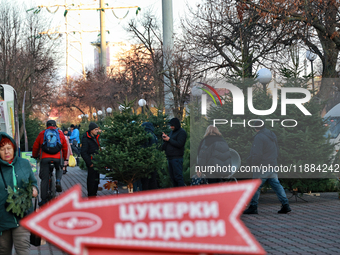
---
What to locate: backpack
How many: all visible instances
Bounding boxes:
[42,128,62,154]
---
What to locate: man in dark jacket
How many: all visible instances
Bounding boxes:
[244,123,291,214]
[81,122,100,197]
[32,120,68,205]
[162,118,187,187]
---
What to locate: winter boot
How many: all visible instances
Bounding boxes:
[278,204,291,214]
[243,205,258,214]
[56,179,62,192]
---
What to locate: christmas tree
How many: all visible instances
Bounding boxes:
[205,61,335,191]
[94,108,167,188]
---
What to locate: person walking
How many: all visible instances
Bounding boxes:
[243,122,291,214]
[32,120,68,206]
[69,124,80,164]
[0,132,39,255]
[161,118,187,187]
[69,124,80,146]
[81,122,100,197]
[62,129,73,174]
[197,125,232,183]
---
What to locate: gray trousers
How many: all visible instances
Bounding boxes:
[0,226,30,255]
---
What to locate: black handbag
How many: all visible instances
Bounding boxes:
[30,198,42,246]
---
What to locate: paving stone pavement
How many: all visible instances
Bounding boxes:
[25,166,340,255]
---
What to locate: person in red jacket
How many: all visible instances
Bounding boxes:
[32,120,68,206]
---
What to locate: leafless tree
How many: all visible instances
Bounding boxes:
[238,0,340,111]
[0,2,61,114]
[127,12,200,119]
[182,0,296,81]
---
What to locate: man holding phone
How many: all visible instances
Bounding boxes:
[162,118,187,187]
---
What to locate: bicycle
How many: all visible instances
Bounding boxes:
[46,161,56,201]
[33,157,60,206]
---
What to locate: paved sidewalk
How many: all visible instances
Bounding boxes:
[27,166,340,255]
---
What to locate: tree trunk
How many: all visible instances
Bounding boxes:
[316,32,339,113]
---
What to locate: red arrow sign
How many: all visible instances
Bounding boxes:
[21,180,265,255]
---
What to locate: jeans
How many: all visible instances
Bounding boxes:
[168,158,185,187]
[0,226,30,255]
[250,177,289,207]
[39,158,62,201]
[87,166,99,197]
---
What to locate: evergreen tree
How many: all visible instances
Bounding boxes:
[94,110,166,187]
[205,71,335,191]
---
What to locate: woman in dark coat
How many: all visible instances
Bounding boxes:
[0,132,38,255]
[197,125,232,183]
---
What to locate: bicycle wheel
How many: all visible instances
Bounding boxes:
[48,173,56,200]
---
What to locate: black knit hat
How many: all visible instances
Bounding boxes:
[89,122,99,131]
[46,120,56,127]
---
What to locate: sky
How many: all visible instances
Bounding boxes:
[21,0,317,80]
[26,0,195,79]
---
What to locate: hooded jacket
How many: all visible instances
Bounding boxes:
[32,126,68,161]
[69,128,80,144]
[0,132,38,233]
[161,118,187,159]
[250,128,279,167]
[197,135,232,177]
[81,131,100,167]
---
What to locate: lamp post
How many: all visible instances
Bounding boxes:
[256,68,272,92]
[306,50,317,95]
[106,107,112,116]
[97,110,103,121]
[138,99,146,114]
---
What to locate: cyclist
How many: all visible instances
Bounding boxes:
[32,120,68,206]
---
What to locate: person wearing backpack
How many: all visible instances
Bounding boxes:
[32,120,68,206]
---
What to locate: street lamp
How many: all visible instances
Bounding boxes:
[256,68,272,92]
[138,99,146,114]
[97,110,103,121]
[93,112,97,117]
[106,107,112,115]
[78,115,82,119]
[306,50,317,95]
